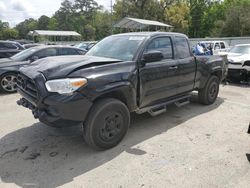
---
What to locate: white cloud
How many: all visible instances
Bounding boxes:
[0,1,7,19]
[0,0,114,27]
[10,0,34,12]
[11,0,35,17]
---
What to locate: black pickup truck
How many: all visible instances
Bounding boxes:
[17,32,227,150]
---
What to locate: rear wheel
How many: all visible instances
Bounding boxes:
[0,73,18,93]
[83,98,130,150]
[198,75,220,105]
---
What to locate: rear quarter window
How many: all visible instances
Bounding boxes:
[175,36,191,59]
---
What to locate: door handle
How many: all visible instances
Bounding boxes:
[168,66,178,70]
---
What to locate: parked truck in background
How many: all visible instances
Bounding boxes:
[16,32,228,150]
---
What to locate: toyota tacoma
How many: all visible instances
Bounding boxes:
[17,32,227,150]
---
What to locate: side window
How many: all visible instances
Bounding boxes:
[146,37,173,59]
[214,43,220,50]
[34,48,57,59]
[3,43,18,49]
[175,36,191,59]
[220,42,225,49]
[59,48,79,55]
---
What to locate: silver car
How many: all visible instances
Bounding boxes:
[227,44,250,82]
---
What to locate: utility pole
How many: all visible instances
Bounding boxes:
[111,0,113,34]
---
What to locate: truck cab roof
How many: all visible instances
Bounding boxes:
[112,32,188,38]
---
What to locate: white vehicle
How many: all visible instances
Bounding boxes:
[227,44,250,82]
[200,41,229,55]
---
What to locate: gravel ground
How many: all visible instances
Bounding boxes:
[0,84,249,188]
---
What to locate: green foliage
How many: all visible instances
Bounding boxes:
[2,0,250,40]
[37,15,50,30]
[166,2,190,34]
[2,28,19,39]
[15,18,38,38]
[48,17,58,30]
[0,20,19,39]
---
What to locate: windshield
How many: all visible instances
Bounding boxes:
[86,35,146,61]
[11,48,39,61]
[229,45,250,54]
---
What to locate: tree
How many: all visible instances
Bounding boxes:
[48,17,58,30]
[188,0,209,37]
[166,2,190,34]
[2,28,19,39]
[37,15,50,30]
[54,0,75,31]
[15,18,38,38]
[93,11,112,39]
[0,20,9,30]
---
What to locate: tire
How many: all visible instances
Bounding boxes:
[198,75,220,105]
[83,98,130,150]
[0,72,18,93]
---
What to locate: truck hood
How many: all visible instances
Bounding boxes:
[20,55,122,80]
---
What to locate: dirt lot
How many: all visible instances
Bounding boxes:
[0,84,250,188]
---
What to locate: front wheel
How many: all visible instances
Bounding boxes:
[83,98,130,150]
[198,75,220,105]
[0,73,18,93]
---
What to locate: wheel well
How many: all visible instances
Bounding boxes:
[211,70,222,81]
[94,91,130,110]
[0,71,17,78]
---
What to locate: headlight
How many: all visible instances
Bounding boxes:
[45,78,87,94]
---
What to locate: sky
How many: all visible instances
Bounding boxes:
[0,0,114,26]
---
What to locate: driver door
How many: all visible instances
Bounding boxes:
[139,36,180,108]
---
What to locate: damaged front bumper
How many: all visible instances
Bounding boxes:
[227,64,250,82]
[16,72,93,128]
[17,93,93,128]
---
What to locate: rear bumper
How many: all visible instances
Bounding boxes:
[17,93,93,127]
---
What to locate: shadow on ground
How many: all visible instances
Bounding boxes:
[0,96,224,187]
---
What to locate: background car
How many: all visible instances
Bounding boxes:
[227,44,250,82]
[194,41,229,55]
[0,45,86,93]
[23,43,43,49]
[75,41,97,51]
[0,41,25,58]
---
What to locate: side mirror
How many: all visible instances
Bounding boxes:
[30,56,39,62]
[142,51,163,63]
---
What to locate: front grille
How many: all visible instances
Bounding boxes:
[17,74,38,101]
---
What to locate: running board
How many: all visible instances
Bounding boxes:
[136,95,191,116]
[175,98,190,107]
[148,106,167,117]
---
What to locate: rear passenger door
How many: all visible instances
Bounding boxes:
[139,36,180,107]
[174,36,196,94]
